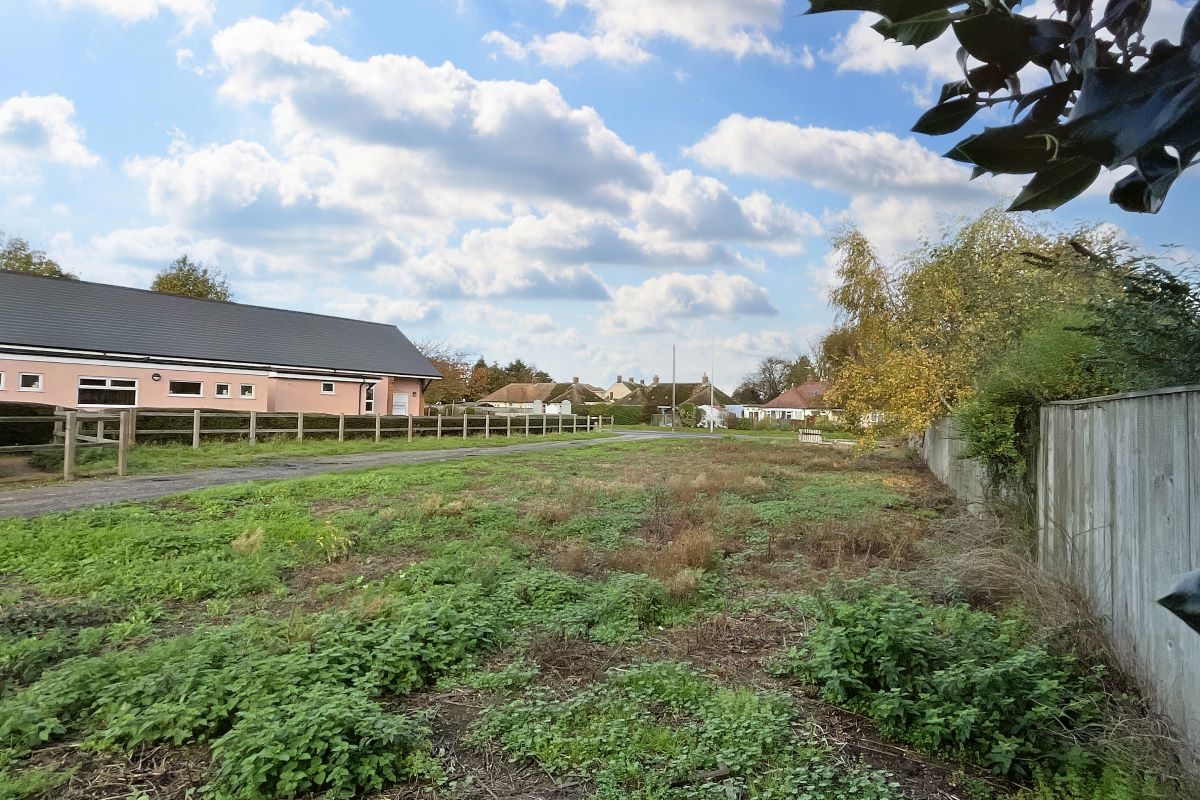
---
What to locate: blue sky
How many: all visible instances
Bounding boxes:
[2,0,1197,390]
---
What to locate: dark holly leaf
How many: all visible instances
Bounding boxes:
[1007,157,1102,211]
[805,0,958,17]
[953,12,1037,73]
[873,9,954,47]
[912,97,985,135]
[967,63,1008,94]
[947,120,1064,174]
[938,80,972,104]
[1183,0,1200,47]
[1110,171,1155,212]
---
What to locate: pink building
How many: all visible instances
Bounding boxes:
[0,271,441,415]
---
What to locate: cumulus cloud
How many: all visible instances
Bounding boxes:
[484,0,792,67]
[57,0,215,33]
[686,113,1018,255]
[212,10,654,213]
[320,289,442,324]
[117,10,820,301]
[0,94,99,170]
[602,271,777,334]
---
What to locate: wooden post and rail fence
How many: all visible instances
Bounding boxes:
[0,410,614,481]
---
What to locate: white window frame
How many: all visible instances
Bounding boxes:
[0,372,5,391]
[214,383,232,398]
[364,382,375,414]
[239,384,256,399]
[18,373,43,392]
[320,381,336,395]
[77,376,139,408]
[167,380,204,398]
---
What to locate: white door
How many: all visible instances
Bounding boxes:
[392,392,409,416]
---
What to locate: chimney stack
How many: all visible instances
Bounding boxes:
[617,374,623,383]
[572,376,579,384]
[651,374,660,386]
[641,379,646,385]
[702,372,709,385]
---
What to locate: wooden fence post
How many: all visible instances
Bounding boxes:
[437,415,442,439]
[558,414,563,434]
[463,415,469,439]
[129,409,138,445]
[117,411,129,477]
[97,419,106,442]
[375,413,382,443]
[407,414,413,442]
[192,409,202,449]
[573,415,578,434]
[484,415,491,439]
[598,415,603,432]
[525,415,530,437]
[506,415,512,439]
[63,411,77,482]
[249,410,258,444]
[297,412,305,442]
[338,414,346,443]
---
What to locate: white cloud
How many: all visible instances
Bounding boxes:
[485,0,792,67]
[602,271,777,334]
[212,10,654,214]
[57,0,215,34]
[321,289,442,324]
[686,113,1019,255]
[0,94,99,170]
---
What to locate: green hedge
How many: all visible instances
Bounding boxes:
[580,404,642,425]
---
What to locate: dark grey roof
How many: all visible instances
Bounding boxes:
[0,271,441,379]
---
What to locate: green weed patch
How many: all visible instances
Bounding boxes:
[475,661,902,800]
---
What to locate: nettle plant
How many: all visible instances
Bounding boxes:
[808,0,1200,213]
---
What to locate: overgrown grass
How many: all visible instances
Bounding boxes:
[475,661,902,800]
[0,437,1187,800]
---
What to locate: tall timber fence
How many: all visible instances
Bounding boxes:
[0,410,612,481]
[922,386,1200,768]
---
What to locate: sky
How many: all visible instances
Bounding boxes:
[1,0,1197,391]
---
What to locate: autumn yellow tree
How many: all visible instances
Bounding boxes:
[824,210,1098,437]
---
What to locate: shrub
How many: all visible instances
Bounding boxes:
[769,580,1107,781]
[209,685,429,800]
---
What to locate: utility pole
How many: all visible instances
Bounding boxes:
[709,339,715,433]
[671,344,677,432]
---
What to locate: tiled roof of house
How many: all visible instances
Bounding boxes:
[615,382,734,408]
[480,382,604,405]
[762,381,835,409]
[0,271,441,379]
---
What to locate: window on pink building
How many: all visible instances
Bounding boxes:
[240,384,255,398]
[168,380,202,397]
[78,377,137,407]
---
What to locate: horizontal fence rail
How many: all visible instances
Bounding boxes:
[0,410,614,481]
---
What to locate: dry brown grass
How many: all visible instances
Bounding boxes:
[231,527,264,556]
[605,526,719,599]
[796,518,923,573]
[552,542,591,575]
[419,494,467,517]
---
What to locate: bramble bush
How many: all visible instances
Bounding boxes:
[768,581,1108,782]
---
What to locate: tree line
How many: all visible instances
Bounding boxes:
[414,338,554,405]
[1,232,232,301]
[818,209,1200,487]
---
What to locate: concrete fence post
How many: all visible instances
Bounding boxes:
[192,409,202,449]
[525,415,530,438]
[117,411,130,477]
[437,415,442,439]
[485,415,491,439]
[63,411,77,482]
[542,414,547,436]
[375,413,382,443]
[297,412,305,442]
[338,414,346,442]
[249,410,258,444]
[506,415,512,439]
[558,414,563,434]
[408,414,414,442]
[463,415,468,439]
